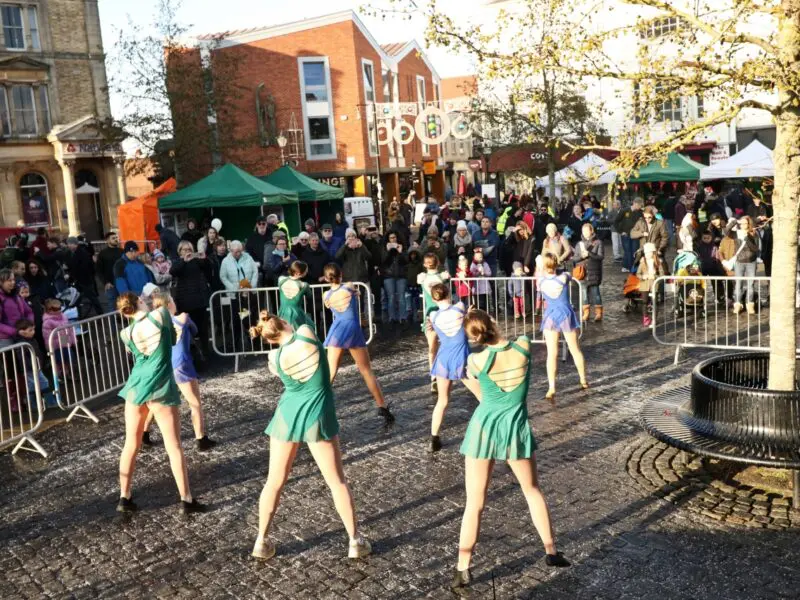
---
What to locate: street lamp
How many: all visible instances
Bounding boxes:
[277,131,287,165]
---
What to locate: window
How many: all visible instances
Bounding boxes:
[298,57,336,160]
[37,85,49,131]
[362,59,377,156]
[26,6,37,49]
[695,94,704,119]
[11,84,35,134]
[656,84,682,123]
[0,88,9,136]
[416,75,428,155]
[642,16,681,38]
[382,68,391,103]
[20,172,49,226]
[1,5,23,49]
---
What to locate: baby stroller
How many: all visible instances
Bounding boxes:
[672,251,706,318]
[53,265,94,321]
[622,272,644,313]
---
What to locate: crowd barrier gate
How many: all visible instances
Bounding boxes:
[209,282,374,371]
[0,343,46,457]
[47,311,133,423]
[651,275,777,364]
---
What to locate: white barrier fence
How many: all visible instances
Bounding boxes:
[447,276,584,347]
[651,275,774,363]
[47,311,133,423]
[0,343,46,457]
[209,282,374,369]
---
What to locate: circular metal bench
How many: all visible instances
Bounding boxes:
[641,352,800,507]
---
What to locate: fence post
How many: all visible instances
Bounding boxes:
[0,343,47,458]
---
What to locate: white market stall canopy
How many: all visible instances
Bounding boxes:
[700,140,774,180]
[75,182,100,194]
[535,152,617,187]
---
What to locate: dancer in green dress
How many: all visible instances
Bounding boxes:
[249,314,371,562]
[451,309,569,591]
[277,261,315,332]
[116,292,205,515]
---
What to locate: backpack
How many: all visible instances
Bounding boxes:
[0,246,17,268]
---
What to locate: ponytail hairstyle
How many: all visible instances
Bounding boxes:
[289,260,308,278]
[249,312,287,343]
[430,282,450,302]
[116,291,140,318]
[324,262,342,284]
[464,309,500,345]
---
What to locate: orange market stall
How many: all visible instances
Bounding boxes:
[117,178,176,252]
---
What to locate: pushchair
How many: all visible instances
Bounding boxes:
[622,253,667,315]
[53,265,94,320]
[672,251,706,318]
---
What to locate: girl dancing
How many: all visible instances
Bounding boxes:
[417,253,450,393]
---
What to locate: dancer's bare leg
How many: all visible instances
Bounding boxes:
[563,331,586,384]
[149,402,192,501]
[431,377,452,436]
[543,330,560,395]
[119,403,148,498]
[456,457,493,571]
[327,347,345,384]
[178,379,205,439]
[349,348,386,408]
[256,439,299,540]
[307,437,358,538]
[507,455,557,555]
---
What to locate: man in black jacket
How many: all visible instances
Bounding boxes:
[96,231,123,312]
[301,233,330,284]
[245,216,271,267]
[65,236,102,316]
[155,223,180,260]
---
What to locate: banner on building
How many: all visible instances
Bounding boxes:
[21,189,50,226]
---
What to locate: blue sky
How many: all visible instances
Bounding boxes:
[99,0,473,127]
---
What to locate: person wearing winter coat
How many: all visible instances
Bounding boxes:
[380,231,409,325]
[96,232,124,312]
[471,217,501,275]
[114,241,155,296]
[301,233,330,284]
[335,229,372,284]
[220,241,259,292]
[725,216,760,315]
[615,198,644,272]
[155,224,181,261]
[541,223,572,269]
[319,224,343,260]
[446,220,473,276]
[180,217,203,250]
[143,250,173,292]
[574,223,604,323]
[269,237,297,279]
[637,242,668,327]
[170,241,212,358]
[630,206,668,258]
[0,268,33,347]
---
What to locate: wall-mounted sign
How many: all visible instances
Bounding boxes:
[63,141,124,157]
[21,189,49,226]
[423,160,437,175]
[530,152,547,161]
[317,176,346,188]
[468,159,483,171]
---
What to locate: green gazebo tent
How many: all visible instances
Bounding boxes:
[159,163,301,240]
[260,165,344,227]
[629,152,706,182]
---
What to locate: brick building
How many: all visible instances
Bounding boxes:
[0,0,125,238]
[180,11,447,207]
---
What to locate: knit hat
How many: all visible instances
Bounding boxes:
[456,220,467,232]
[66,236,79,245]
[321,223,332,231]
[141,282,158,299]
[124,241,139,253]
[152,249,165,261]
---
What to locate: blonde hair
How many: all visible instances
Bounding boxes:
[151,290,173,310]
[116,292,139,318]
[249,312,285,343]
[177,241,194,255]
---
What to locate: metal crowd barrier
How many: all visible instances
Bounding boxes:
[651,275,774,364]
[446,276,584,358]
[209,282,374,371]
[47,311,133,423]
[0,343,46,457]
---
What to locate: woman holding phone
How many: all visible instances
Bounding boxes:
[381,231,408,326]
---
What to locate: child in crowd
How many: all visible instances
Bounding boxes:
[11,260,26,284]
[405,247,424,323]
[454,255,472,304]
[150,250,173,291]
[469,248,492,312]
[14,319,57,408]
[508,261,526,319]
[42,298,77,379]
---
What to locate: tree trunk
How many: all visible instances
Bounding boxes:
[547,146,557,206]
[767,2,800,391]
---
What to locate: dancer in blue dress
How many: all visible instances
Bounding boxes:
[142,292,217,451]
[427,283,470,453]
[323,263,394,426]
[538,254,587,401]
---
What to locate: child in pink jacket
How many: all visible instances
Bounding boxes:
[42,298,77,378]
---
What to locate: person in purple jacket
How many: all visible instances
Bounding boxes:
[0,268,33,349]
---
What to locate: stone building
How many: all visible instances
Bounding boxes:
[0,0,125,239]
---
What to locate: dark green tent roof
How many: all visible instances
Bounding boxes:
[629,152,705,183]
[159,163,298,209]
[260,165,344,202]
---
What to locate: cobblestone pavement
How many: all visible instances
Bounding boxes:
[2,258,800,599]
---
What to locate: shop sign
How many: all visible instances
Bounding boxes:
[63,141,124,156]
[317,176,347,188]
[468,159,483,171]
[709,144,730,165]
[423,160,437,175]
[530,152,548,162]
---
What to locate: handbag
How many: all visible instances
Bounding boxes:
[722,240,745,272]
[571,242,587,280]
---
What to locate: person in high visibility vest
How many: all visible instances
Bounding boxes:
[496,205,515,236]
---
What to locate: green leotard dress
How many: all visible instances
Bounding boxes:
[460,336,537,460]
[277,276,315,332]
[118,307,181,407]
[265,329,339,442]
[420,271,446,331]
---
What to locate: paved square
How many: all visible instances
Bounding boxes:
[1,270,798,599]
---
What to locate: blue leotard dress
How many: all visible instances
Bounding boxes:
[323,284,366,349]
[172,315,198,384]
[430,302,470,380]
[539,274,580,333]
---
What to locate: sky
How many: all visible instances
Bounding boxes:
[98,0,477,131]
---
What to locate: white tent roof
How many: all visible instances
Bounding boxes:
[75,182,100,194]
[535,152,616,187]
[700,140,774,180]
